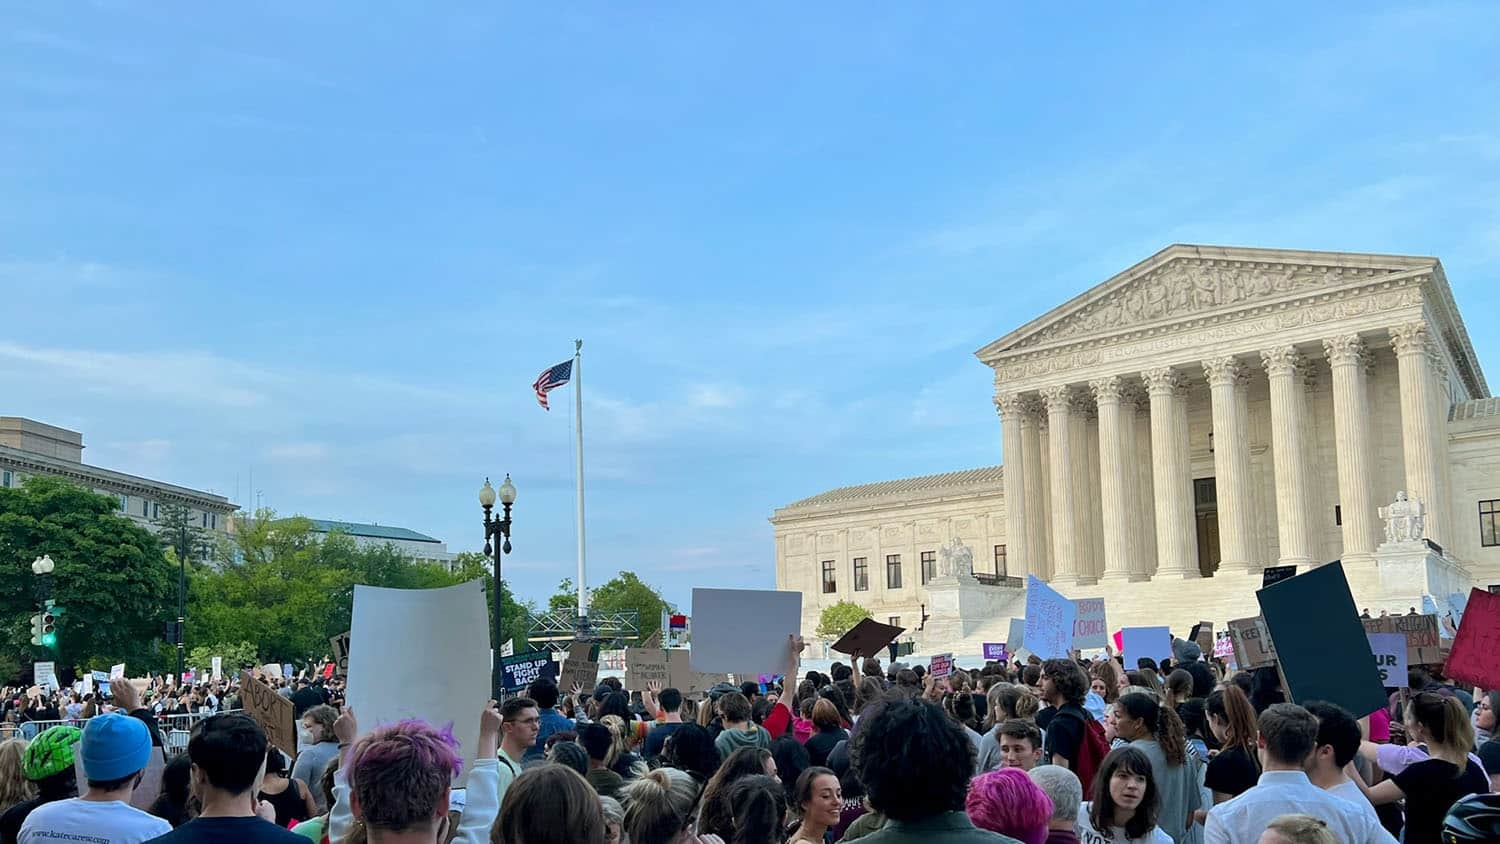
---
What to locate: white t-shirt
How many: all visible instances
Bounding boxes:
[1077,802,1175,844]
[19,797,171,844]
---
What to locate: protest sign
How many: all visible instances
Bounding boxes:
[91,670,111,698]
[346,580,492,785]
[501,651,557,692]
[1071,598,1108,649]
[110,663,126,679]
[1121,627,1172,668]
[330,631,351,677]
[239,671,297,759]
[1193,621,1214,655]
[558,642,599,692]
[211,656,222,682]
[1258,561,1387,716]
[500,639,515,657]
[668,649,731,696]
[33,662,56,691]
[182,670,196,685]
[1227,617,1276,669]
[831,618,904,656]
[1444,588,1500,691]
[690,588,801,675]
[1262,565,1297,588]
[1213,632,1234,661]
[983,643,1008,662]
[625,648,671,688]
[81,674,93,695]
[929,653,954,679]
[262,663,283,680]
[1024,576,1077,659]
[1008,618,1025,652]
[1366,633,1407,686]
[1361,614,1441,665]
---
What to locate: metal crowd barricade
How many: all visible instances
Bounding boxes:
[6,719,74,739]
[159,712,214,756]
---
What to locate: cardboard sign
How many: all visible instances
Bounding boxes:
[240,671,298,759]
[501,651,558,693]
[624,648,728,695]
[831,618,905,657]
[1366,633,1408,686]
[1262,565,1298,588]
[929,653,954,679]
[1008,618,1025,652]
[1361,614,1442,666]
[1121,627,1172,668]
[329,632,351,677]
[1024,576,1078,659]
[1444,588,1500,691]
[1071,598,1108,649]
[557,642,600,692]
[1258,561,1387,717]
[983,643,1008,661]
[1194,621,1214,655]
[668,649,731,696]
[1227,617,1277,669]
[33,662,56,691]
[689,588,801,675]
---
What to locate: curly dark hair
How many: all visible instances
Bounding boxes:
[851,694,975,822]
[1041,659,1089,706]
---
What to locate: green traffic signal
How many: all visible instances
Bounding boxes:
[40,632,56,647]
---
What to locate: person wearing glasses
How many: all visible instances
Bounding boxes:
[497,697,540,805]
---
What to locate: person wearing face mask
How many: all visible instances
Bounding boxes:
[290,706,340,813]
[1075,747,1171,844]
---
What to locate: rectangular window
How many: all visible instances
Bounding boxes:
[821,560,837,594]
[920,551,936,585]
[889,616,901,628]
[1482,500,1500,547]
[1,470,10,488]
[853,557,869,592]
[201,511,209,528]
[118,493,128,511]
[153,503,160,520]
[994,544,1008,576]
[141,500,149,517]
[886,554,903,589]
[1335,505,1343,526]
[211,513,217,530]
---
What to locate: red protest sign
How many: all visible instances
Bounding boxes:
[1444,588,1500,691]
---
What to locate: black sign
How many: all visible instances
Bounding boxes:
[1262,565,1298,589]
[500,650,558,693]
[1257,561,1387,717]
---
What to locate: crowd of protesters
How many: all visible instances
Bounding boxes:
[1,635,1499,842]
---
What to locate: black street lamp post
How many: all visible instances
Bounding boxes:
[479,475,517,701]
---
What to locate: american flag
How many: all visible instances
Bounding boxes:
[532,360,573,410]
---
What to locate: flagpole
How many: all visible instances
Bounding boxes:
[573,339,589,623]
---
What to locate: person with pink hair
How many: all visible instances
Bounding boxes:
[966,767,1053,844]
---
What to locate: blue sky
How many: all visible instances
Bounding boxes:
[3,3,1498,611]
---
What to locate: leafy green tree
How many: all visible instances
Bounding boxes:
[155,502,215,567]
[589,571,672,643]
[549,578,578,614]
[0,476,175,676]
[187,641,259,673]
[816,600,872,640]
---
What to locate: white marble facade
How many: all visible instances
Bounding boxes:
[773,245,1500,643]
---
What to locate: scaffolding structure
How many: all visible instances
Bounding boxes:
[526,608,641,653]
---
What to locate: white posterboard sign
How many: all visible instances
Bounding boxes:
[346,580,492,786]
[1008,617,1025,652]
[34,662,56,691]
[1024,576,1078,659]
[211,657,223,682]
[262,663,283,680]
[689,588,801,675]
[1071,598,1108,649]
[110,663,126,679]
[500,639,514,658]
[1367,632,1408,686]
[1121,626,1173,668]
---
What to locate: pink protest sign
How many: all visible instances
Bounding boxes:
[1445,588,1500,691]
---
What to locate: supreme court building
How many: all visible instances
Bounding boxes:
[773,245,1500,647]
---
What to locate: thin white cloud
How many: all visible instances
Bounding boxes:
[0,342,277,408]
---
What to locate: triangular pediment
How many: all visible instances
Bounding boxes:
[976,244,1437,361]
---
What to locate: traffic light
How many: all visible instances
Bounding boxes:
[28,614,43,647]
[40,611,56,648]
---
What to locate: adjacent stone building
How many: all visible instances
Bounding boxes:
[0,416,237,541]
[773,245,1500,649]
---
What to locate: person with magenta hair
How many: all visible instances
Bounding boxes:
[966,767,1053,844]
[325,703,503,844]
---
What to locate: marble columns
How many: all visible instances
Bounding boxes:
[1144,368,1198,577]
[1389,322,1448,550]
[1019,399,1050,581]
[995,393,1031,578]
[1203,356,1257,571]
[1042,386,1080,583]
[1261,347,1316,567]
[1324,334,1378,564]
[1090,377,1132,581]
